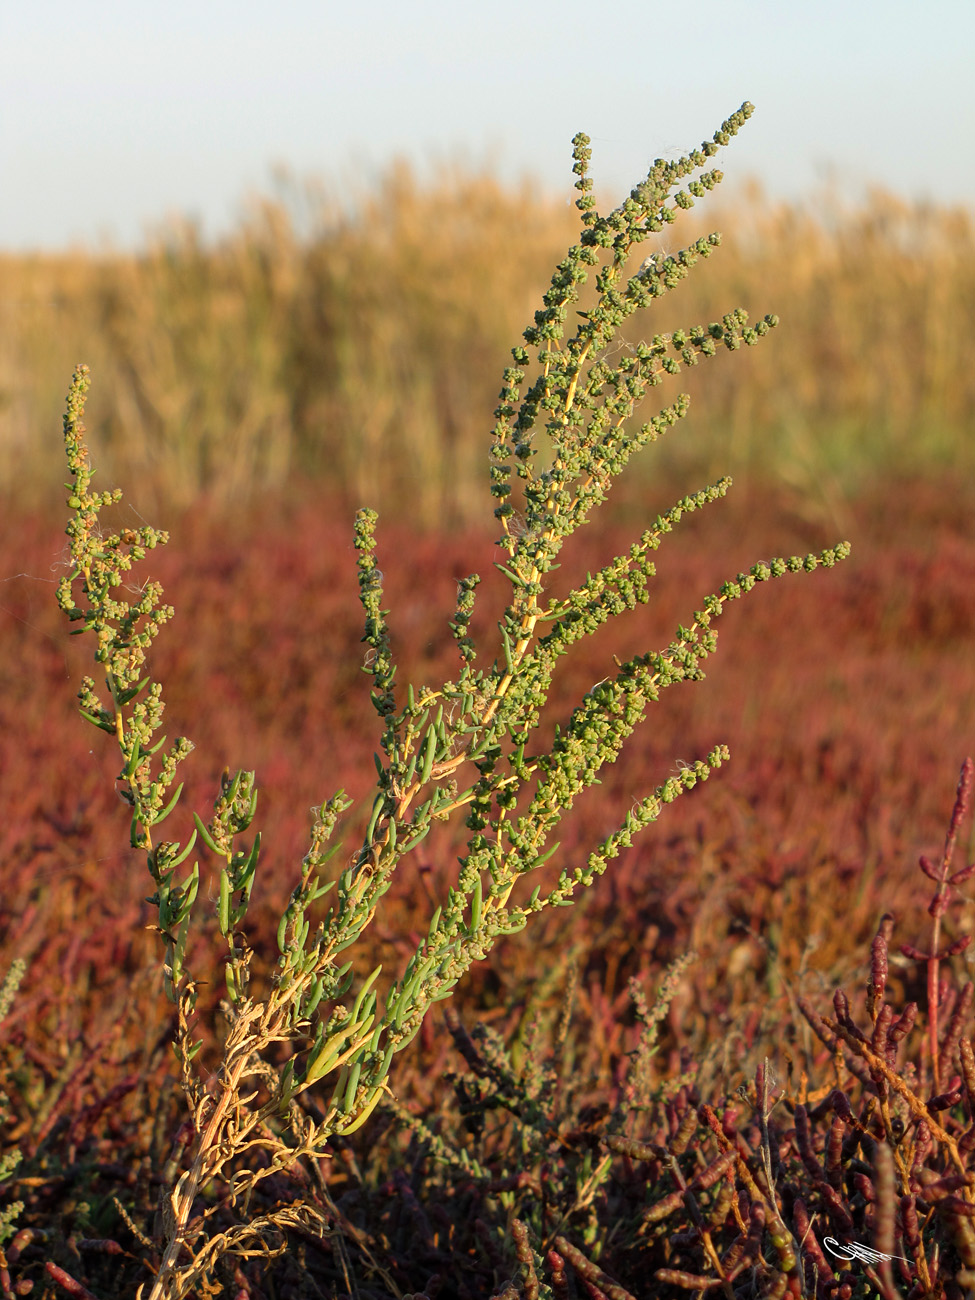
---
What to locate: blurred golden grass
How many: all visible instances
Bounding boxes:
[2,164,973,524]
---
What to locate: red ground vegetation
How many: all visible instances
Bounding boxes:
[3,475,973,1077]
[1,474,974,1294]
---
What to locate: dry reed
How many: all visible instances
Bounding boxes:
[2,168,972,523]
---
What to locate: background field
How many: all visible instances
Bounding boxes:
[2,166,975,1295]
[2,166,974,528]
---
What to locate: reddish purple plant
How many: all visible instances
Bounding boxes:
[900,758,975,1090]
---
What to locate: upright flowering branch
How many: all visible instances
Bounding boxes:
[55,102,852,1297]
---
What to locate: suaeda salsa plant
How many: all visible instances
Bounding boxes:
[54,102,850,1297]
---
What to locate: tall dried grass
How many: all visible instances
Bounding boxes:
[2,166,973,523]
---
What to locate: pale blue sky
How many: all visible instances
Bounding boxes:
[2,0,972,250]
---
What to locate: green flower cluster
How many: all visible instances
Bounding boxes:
[55,102,850,1297]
